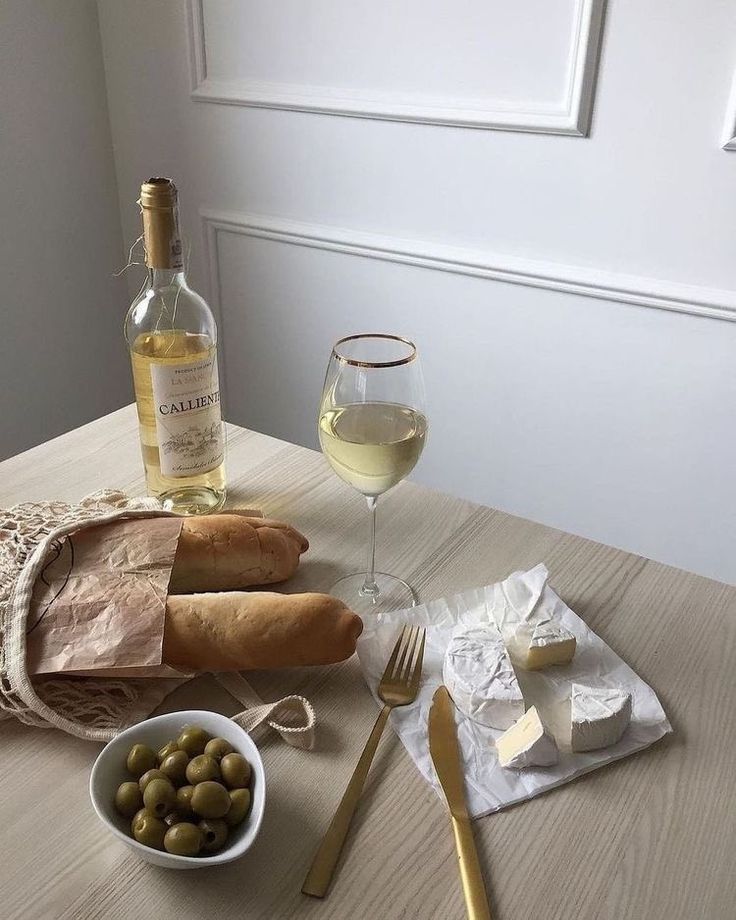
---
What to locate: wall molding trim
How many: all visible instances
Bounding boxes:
[201,209,736,324]
[721,72,736,150]
[188,0,605,136]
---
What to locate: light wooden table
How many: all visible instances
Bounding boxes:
[1,405,734,920]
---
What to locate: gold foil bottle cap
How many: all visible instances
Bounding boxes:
[139,177,183,269]
[140,177,178,209]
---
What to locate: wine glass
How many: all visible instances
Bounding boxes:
[318,333,428,615]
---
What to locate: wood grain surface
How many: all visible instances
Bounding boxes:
[1,405,734,920]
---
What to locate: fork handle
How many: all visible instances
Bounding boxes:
[302,704,391,898]
[451,816,492,920]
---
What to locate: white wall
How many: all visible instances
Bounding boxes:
[98,0,736,584]
[0,0,130,460]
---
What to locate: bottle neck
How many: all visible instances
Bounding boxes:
[142,199,185,279]
[149,267,186,290]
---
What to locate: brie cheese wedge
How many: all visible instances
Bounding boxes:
[443,623,524,730]
[496,706,559,769]
[508,621,577,671]
[570,684,632,752]
[491,565,577,671]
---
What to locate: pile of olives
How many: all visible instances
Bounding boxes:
[114,725,252,857]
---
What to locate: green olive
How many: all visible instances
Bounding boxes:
[220,753,251,789]
[186,754,221,785]
[114,781,143,818]
[204,737,234,762]
[126,743,157,778]
[176,784,195,816]
[176,726,211,757]
[164,811,186,828]
[159,750,189,785]
[191,781,230,819]
[163,822,203,856]
[198,818,229,853]
[138,768,169,793]
[131,808,167,850]
[224,788,251,827]
[142,777,177,818]
[157,741,179,764]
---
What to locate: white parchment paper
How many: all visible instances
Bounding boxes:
[358,565,672,817]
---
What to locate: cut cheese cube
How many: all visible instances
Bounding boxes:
[443,623,524,730]
[496,706,559,769]
[570,684,632,752]
[509,622,577,671]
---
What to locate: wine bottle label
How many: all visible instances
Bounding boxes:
[150,352,224,478]
[169,234,185,271]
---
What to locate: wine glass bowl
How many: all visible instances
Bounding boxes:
[318,334,427,615]
[319,402,426,495]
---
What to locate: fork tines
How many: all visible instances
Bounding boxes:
[383,624,426,687]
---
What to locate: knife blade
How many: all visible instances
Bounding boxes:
[428,684,469,819]
[428,685,492,920]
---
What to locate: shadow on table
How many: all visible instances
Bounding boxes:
[279,559,346,595]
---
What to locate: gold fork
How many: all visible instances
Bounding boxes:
[302,624,426,898]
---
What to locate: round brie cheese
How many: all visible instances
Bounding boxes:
[443,624,525,730]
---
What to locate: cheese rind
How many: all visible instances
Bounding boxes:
[570,684,632,752]
[496,706,559,769]
[491,565,577,671]
[443,623,524,730]
[509,622,577,671]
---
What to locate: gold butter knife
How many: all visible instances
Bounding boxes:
[428,685,492,920]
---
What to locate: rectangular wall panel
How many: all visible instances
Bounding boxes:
[190,0,604,133]
[210,225,736,584]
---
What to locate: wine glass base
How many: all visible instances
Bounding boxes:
[329,572,418,616]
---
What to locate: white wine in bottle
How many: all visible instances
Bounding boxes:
[124,178,226,514]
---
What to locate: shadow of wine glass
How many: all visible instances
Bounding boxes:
[279,559,347,595]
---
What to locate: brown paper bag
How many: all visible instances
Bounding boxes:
[26,517,184,676]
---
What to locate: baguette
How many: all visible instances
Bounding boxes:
[169,515,309,593]
[163,591,363,671]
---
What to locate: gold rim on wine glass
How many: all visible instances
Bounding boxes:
[332,333,418,369]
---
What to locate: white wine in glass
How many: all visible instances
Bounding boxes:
[318,334,428,615]
[318,402,427,495]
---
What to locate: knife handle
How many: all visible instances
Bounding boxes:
[451,816,492,920]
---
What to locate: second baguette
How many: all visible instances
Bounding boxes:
[163,591,363,671]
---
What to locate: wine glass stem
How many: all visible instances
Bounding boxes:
[360,495,380,597]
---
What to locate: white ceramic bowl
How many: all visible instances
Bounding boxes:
[90,710,265,869]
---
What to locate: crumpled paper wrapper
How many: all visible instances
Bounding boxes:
[26,517,185,677]
[358,564,672,817]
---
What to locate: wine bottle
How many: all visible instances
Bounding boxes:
[124,177,226,514]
